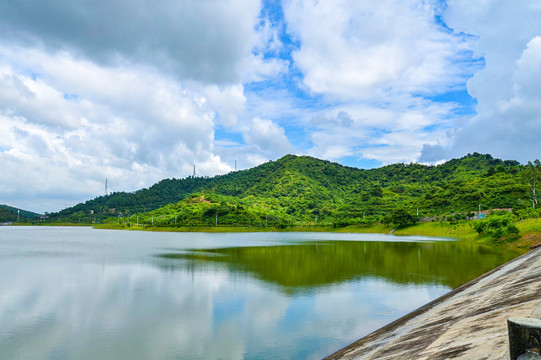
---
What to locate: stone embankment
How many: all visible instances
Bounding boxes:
[325,247,541,360]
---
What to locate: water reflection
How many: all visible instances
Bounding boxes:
[159,240,525,292]
[0,228,527,360]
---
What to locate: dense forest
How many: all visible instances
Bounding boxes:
[47,153,540,227]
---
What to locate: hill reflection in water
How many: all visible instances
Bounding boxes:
[159,240,526,294]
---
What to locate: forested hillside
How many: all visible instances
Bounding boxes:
[0,204,41,222]
[48,153,540,226]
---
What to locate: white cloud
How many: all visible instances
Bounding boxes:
[0,0,263,84]
[283,0,477,101]
[0,49,233,212]
[279,0,479,165]
[199,85,246,127]
[306,99,456,164]
[0,0,294,213]
[243,117,296,158]
[418,144,448,164]
[443,0,541,162]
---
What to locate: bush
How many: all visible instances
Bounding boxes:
[474,213,519,239]
[385,208,418,227]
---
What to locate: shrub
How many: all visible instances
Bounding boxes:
[474,213,519,239]
[385,208,418,227]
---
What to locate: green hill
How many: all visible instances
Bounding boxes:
[48,152,538,226]
[0,204,41,222]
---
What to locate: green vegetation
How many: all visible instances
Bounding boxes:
[159,240,526,292]
[474,213,520,240]
[522,159,541,209]
[382,207,419,227]
[0,204,41,223]
[48,153,541,244]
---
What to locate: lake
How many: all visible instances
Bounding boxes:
[0,226,526,359]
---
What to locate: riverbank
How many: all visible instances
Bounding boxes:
[93,218,541,248]
[324,245,541,359]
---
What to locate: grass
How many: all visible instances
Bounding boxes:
[393,222,480,239]
[58,218,541,249]
[509,218,541,248]
[96,221,478,238]
[11,222,94,227]
[94,223,340,233]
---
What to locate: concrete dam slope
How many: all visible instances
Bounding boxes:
[325,247,541,360]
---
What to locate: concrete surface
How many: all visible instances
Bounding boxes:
[325,248,541,360]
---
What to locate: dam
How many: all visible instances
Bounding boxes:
[325,247,541,359]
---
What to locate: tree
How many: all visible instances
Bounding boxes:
[474,213,519,239]
[386,208,418,227]
[522,160,540,209]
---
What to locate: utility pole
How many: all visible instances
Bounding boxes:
[17,209,20,222]
[136,215,139,226]
[175,215,177,225]
[105,178,108,196]
[193,165,196,177]
[315,214,318,226]
[479,204,481,215]
[215,214,218,227]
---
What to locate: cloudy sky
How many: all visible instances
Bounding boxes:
[1,0,540,213]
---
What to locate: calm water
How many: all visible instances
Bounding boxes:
[0,227,525,359]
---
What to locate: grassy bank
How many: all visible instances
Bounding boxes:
[94,223,338,233]
[9,222,94,227]
[94,218,541,249]
[96,221,472,237]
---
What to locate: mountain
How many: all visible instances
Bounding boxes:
[47,153,536,225]
[0,204,41,222]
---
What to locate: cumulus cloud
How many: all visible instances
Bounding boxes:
[281,0,479,165]
[0,49,232,212]
[443,0,541,162]
[243,117,295,158]
[418,144,448,163]
[306,99,456,164]
[0,1,295,212]
[283,0,478,101]
[0,0,263,84]
[199,85,246,127]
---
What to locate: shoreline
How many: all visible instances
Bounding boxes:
[92,218,541,248]
[8,218,541,248]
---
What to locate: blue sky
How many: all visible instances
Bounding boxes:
[1,0,541,212]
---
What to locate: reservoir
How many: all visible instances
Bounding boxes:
[0,227,525,359]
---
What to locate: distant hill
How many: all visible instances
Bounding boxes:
[48,152,537,226]
[0,204,41,222]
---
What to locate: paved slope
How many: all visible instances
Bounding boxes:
[325,248,541,360]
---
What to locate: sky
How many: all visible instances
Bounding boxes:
[1,0,541,213]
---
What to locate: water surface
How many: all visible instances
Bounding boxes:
[0,227,525,359]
